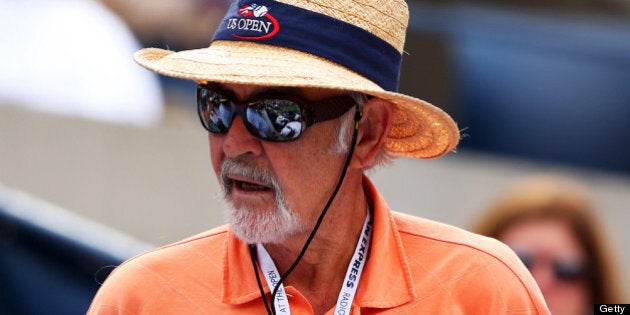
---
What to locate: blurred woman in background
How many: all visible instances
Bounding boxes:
[471,174,626,315]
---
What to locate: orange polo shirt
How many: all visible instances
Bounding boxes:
[88,176,550,314]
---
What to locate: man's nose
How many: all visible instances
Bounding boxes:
[222,116,263,158]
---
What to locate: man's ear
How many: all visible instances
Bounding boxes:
[352,98,393,168]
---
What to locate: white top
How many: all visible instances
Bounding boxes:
[0,0,163,126]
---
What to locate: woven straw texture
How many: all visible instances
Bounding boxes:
[134,0,459,158]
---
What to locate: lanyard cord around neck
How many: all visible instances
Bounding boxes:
[249,105,362,315]
[255,209,372,315]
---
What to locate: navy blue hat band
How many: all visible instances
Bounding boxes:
[211,0,402,92]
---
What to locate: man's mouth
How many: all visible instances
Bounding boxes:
[225,175,273,192]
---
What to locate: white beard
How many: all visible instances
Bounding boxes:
[219,158,307,244]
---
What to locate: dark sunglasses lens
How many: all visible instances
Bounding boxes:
[198,89,232,133]
[246,99,305,141]
[515,252,534,269]
[515,250,587,282]
[554,261,587,281]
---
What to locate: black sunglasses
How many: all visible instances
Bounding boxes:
[197,84,357,142]
[515,251,589,282]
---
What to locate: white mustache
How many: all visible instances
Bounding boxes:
[220,158,280,193]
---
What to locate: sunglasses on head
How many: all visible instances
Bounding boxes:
[515,251,589,282]
[197,84,358,142]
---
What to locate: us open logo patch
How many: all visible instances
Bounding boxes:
[226,3,279,40]
[212,0,403,91]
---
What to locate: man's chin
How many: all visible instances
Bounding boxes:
[221,195,306,244]
[226,211,306,245]
[223,192,275,212]
[231,224,291,244]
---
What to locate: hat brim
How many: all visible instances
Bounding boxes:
[135,40,459,159]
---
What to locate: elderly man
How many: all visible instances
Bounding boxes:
[88,0,550,314]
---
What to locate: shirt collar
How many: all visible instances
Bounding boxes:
[222,230,263,304]
[354,175,415,308]
[221,175,416,309]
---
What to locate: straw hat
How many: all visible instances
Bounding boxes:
[134,0,460,158]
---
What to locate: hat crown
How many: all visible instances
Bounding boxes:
[276,0,409,52]
[133,0,460,159]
